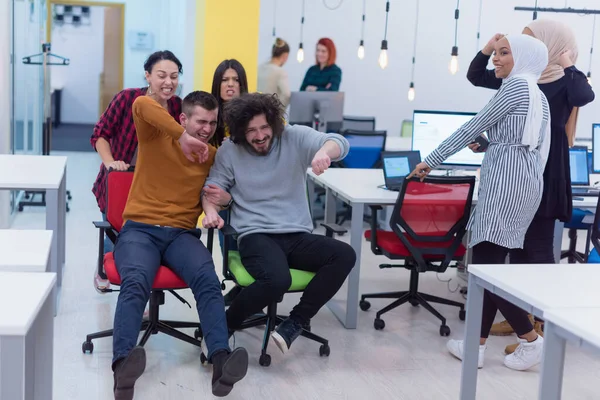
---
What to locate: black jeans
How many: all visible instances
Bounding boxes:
[472,241,534,339]
[112,221,229,365]
[225,232,356,329]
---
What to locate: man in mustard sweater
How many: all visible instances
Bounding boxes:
[112,91,247,399]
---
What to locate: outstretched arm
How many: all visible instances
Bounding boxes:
[424,79,525,169]
[132,96,184,140]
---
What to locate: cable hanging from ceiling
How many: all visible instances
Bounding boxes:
[588,15,596,85]
[475,0,484,52]
[378,0,390,69]
[449,0,460,75]
[297,0,306,63]
[272,0,277,37]
[357,0,366,60]
[408,0,420,101]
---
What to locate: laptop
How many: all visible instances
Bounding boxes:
[380,151,421,191]
[570,146,599,196]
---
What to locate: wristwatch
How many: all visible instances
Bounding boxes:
[222,197,234,209]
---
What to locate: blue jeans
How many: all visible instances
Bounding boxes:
[112,221,230,365]
[101,213,114,254]
[218,209,238,254]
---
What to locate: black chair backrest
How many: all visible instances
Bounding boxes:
[389,176,476,270]
[342,116,376,131]
[590,197,600,254]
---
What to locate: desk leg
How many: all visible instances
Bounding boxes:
[45,188,60,288]
[553,221,564,263]
[460,276,484,400]
[0,336,25,399]
[58,171,66,266]
[32,294,54,400]
[538,321,566,400]
[324,188,336,224]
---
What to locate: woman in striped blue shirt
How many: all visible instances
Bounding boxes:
[410,34,550,371]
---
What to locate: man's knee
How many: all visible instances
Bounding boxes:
[331,240,357,272]
[263,272,292,298]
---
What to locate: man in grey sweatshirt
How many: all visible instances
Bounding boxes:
[202,93,356,354]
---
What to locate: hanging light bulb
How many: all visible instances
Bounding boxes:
[297,43,304,63]
[449,46,459,75]
[408,82,415,101]
[378,40,388,69]
[357,40,365,60]
[588,71,593,85]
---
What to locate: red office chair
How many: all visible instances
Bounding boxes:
[82,169,207,354]
[360,176,475,336]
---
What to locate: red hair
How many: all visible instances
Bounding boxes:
[316,38,336,67]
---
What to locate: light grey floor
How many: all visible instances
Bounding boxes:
[10,151,600,399]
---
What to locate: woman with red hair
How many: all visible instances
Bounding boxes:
[300,38,342,91]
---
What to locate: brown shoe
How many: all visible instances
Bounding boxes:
[505,320,543,355]
[490,319,514,336]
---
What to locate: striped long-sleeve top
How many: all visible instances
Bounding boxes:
[424,78,550,249]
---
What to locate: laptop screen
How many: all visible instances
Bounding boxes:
[569,147,590,185]
[381,151,421,188]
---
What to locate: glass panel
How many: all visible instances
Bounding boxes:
[10,0,46,214]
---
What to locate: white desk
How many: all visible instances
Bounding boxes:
[0,272,56,400]
[384,136,412,151]
[0,230,52,272]
[0,155,67,287]
[539,308,600,400]
[460,264,600,400]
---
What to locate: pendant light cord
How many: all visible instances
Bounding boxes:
[383,1,390,40]
[454,0,460,46]
[590,15,597,73]
[411,0,420,80]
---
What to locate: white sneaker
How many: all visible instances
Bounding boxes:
[503,335,544,371]
[446,339,485,368]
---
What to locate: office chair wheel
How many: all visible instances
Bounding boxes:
[409,299,419,307]
[359,300,371,311]
[374,318,385,330]
[221,282,226,290]
[82,340,94,354]
[194,328,203,340]
[459,309,466,321]
[18,204,24,212]
[439,325,451,337]
[319,344,330,357]
[67,191,72,200]
[259,353,271,367]
[200,352,208,365]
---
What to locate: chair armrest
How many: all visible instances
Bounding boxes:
[221,224,238,237]
[93,220,111,229]
[321,223,347,237]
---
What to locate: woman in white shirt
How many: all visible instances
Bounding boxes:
[257,38,291,107]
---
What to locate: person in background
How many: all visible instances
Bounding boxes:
[90,50,183,291]
[205,59,249,306]
[467,20,595,354]
[257,38,291,107]
[409,34,551,371]
[300,38,342,92]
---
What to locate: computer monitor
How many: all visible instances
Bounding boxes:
[411,110,486,169]
[288,91,344,133]
[381,151,421,190]
[570,146,590,186]
[593,123,600,173]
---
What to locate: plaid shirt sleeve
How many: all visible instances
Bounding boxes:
[91,90,129,150]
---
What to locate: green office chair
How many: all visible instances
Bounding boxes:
[401,119,413,138]
[208,222,346,367]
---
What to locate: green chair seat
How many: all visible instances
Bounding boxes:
[227,251,316,291]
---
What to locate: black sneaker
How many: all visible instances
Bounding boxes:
[211,348,249,397]
[271,317,303,354]
[113,346,146,400]
[223,285,242,307]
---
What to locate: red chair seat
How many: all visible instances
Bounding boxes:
[364,230,466,259]
[103,252,188,289]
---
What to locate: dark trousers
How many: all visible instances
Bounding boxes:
[225,232,356,329]
[112,221,229,365]
[472,241,534,339]
[509,216,556,264]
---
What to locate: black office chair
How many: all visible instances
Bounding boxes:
[342,116,376,131]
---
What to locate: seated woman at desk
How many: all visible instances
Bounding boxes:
[409,34,550,371]
[300,38,342,92]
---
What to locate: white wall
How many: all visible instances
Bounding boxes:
[51,6,105,124]
[258,0,600,139]
[0,0,12,228]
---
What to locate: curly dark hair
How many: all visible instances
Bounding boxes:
[223,93,286,149]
